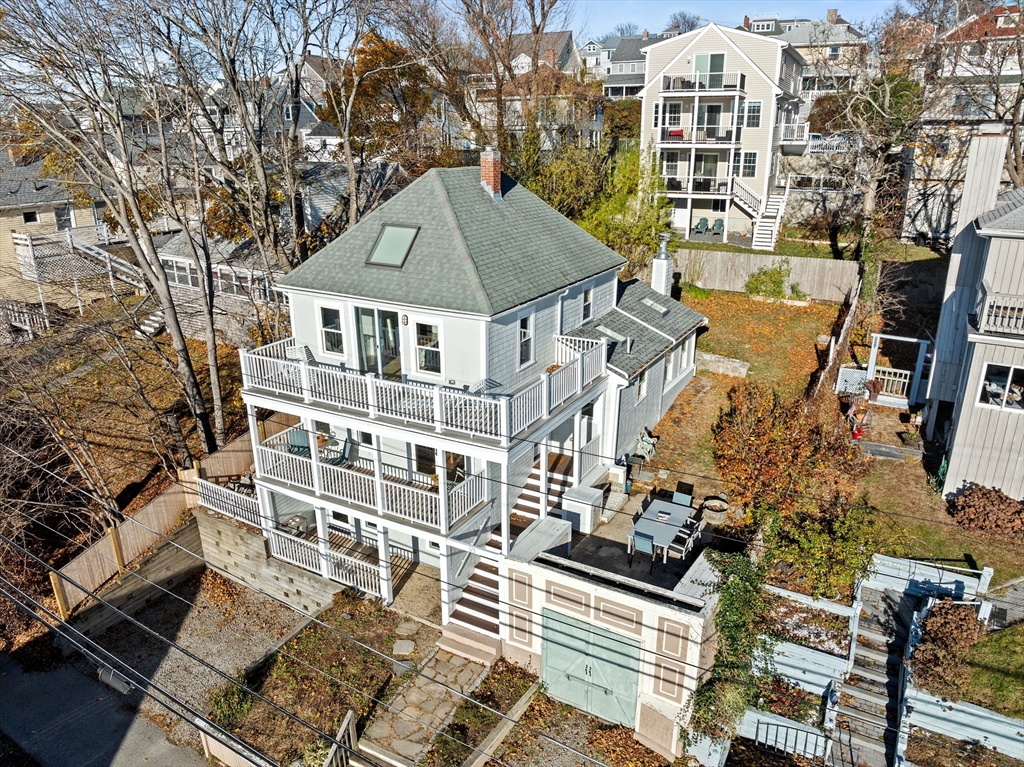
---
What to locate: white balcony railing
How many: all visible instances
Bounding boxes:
[661,72,746,92]
[266,527,381,597]
[255,426,490,533]
[579,433,602,480]
[325,548,380,596]
[659,126,741,144]
[196,478,262,527]
[780,123,810,143]
[241,336,608,444]
[874,367,911,398]
[977,282,1024,336]
[267,528,320,572]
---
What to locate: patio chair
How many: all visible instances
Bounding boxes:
[287,428,311,458]
[321,438,354,467]
[710,218,724,237]
[630,531,657,572]
[693,217,709,235]
[672,491,692,507]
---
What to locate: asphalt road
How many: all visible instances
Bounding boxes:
[0,653,206,767]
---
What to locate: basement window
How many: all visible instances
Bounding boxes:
[366,225,418,267]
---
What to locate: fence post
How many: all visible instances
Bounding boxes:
[109,525,126,572]
[50,571,70,621]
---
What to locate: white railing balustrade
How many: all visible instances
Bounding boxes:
[256,444,313,489]
[320,463,377,507]
[661,71,746,91]
[325,549,380,596]
[733,179,763,215]
[267,528,320,573]
[874,367,911,398]
[579,434,603,480]
[196,478,262,527]
[382,481,440,528]
[978,282,1024,336]
[549,358,580,409]
[780,123,810,142]
[447,471,489,528]
[242,336,609,441]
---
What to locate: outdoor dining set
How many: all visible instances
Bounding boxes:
[626,490,701,572]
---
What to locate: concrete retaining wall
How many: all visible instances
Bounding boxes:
[696,351,749,378]
[675,249,860,303]
[71,518,205,640]
[195,508,344,614]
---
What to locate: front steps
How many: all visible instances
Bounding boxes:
[135,310,165,338]
[833,587,915,767]
[448,536,502,643]
[438,621,501,666]
[752,193,787,251]
[512,453,574,521]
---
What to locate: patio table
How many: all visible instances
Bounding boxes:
[627,499,692,564]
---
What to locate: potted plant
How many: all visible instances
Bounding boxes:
[865,378,883,402]
[899,431,922,448]
[429,473,439,488]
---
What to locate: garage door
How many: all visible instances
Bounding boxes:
[541,609,641,727]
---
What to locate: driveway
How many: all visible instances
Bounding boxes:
[0,653,206,767]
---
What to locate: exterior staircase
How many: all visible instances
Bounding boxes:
[833,587,916,767]
[439,552,502,666]
[751,192,788,251]
[135,310,165,338]
[512,453,574,521]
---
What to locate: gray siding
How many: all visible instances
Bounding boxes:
[930,135,1008,403]
[614,357,668,459]
[559,272,617,334]
[945,340,1024,499]
[982,236,1024,296]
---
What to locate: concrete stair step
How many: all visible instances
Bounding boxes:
[838,729,892,765]
[448,610,499,638]
[858,625,905,650]
[436,634,498,666]
[838,705,894,733]
[855,643,902,669]
[357,740,414,767]
[848,662,890,686]
[844,684,896,712]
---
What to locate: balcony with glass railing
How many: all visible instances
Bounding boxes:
[240,336,608,446]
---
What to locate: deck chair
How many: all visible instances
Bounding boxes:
[285,344,318,365]
[672,491,692,508]
[693,217,709,235]
[710,218,725,237]
[321,437,353,466]
[288,429,311,458]
[630,531,657,572]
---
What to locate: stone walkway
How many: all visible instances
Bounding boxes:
[361,629,486,764]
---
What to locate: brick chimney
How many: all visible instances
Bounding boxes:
[826,8,839,24]
[480,145,502,201]
[642,29,649,39]
[743,15,750,29]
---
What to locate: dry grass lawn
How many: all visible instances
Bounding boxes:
[682,290,838,397]
[859,460,1024,585]
[964,623,1024,720]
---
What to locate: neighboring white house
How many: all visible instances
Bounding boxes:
[926,131,1024,499]
[196,149,724,760]
[638,23,807,249]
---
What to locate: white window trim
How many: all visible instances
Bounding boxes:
[22,210,39,224]
[316,301,348,361]
[741,151,758,178]
[582,286,594,324]
[637,369,648,402]
[744,100,762,128]
[976,363,1024,413]
[411,316,443,379]
[517,310,535,370]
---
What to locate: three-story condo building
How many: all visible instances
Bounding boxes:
[639,23,808,249]
[210,150,722,760]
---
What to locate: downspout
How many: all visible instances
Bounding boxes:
[555,287,570,334]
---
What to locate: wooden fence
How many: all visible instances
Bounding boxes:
[675,249,861,303]
[51,413,297,616]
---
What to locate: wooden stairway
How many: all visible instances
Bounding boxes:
[512,453,574,521]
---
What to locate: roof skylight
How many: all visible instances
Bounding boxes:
[366,225,419,267]
[641,296,669,316]
[596,325,626,342]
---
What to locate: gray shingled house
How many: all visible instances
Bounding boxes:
[927,132,1024,499]
[198,149,720,760]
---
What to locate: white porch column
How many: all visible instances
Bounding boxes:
[723,199,731,244]
[372,434,385,516]
[440,545,453,623]
[500,461,511,556]
[438,450,450,534]
[309,423,323,496]
[538,442,550,519]
[255,485,274,538]
[315,506,332,580]
[572,410,583,486]
[866,334,881,380]
[377,527,393,605]
[246,404,261,472]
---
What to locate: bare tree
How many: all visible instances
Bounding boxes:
[612,22,639,36]
[666,10,701,33]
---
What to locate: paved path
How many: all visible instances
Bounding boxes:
[0,653,205,767]
[362,649,486,764]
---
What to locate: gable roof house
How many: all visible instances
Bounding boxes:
[194,148,719,762]
[639,23,807,249]
[926,131,1024,499]
[604,32,663,100]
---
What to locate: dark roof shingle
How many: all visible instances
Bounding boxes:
[280,167,626,315]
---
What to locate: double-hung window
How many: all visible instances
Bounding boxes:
[518,313,534,367]
[637,370,648,401]
[744,101,761,128]
[666,102,682,127]
[978,364,1024,411]
[582,288,593,323]
[416,322,441,374]
[663,151,679,177]
[320,306,344,355]
[733,152,757,178]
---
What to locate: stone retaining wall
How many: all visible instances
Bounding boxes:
[696,351,749,378]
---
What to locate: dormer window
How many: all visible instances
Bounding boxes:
[752,21,774,32]
[22,210,39,224]
[367,225,418,267]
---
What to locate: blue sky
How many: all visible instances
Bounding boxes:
[573,0,896,40]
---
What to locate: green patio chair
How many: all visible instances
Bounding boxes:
[710,218,724,237]
[693,217,709,235]
[287,429,311,458]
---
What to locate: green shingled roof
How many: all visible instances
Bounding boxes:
[280,167,626,315]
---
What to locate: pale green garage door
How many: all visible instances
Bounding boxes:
[541,609,641,726]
